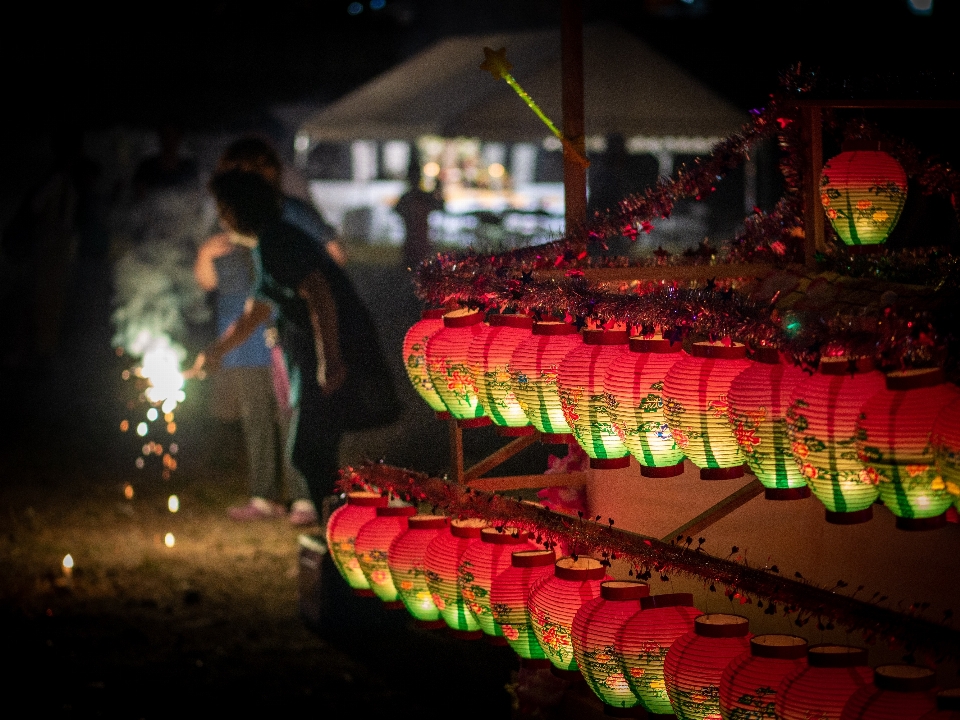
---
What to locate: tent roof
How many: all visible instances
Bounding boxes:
[300,22,748,144]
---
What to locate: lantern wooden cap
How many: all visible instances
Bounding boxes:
[640,592,695,610]
[629,337,682,354]
[407,515,449,530]
[376,504,418,517]
[533,321,577,336]
[554,556,606,581]
[807,644,868,668]
[840,139,888,153]
[885,367,944,390]
[450,518,487,538]
[346,491,388,507]
[692,341,747,359]
[751,346,782,364]
[443,308,484,327]
[750,634,808,659]
[512,549,556,567]
[873,664,936,692]
[583,328,629,345]
[694,613,750,637]
[818,356,875,375]
[489,313,533,329]
[937,688,960,711]
[421,308,446,320]
[600,580,650,601]
[480,527,529,544]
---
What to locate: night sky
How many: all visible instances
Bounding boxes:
[6,0,958,134]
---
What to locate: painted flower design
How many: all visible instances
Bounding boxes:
[400,580,414,591]
[370,570,389,585]
[857,199,873,211]
[801,463,818,479]
[792,441,809,459]
[872,209,889,224]
[734,423,761,454]
[708,395,730,419]
[858,467,880,485]
[502,624,519,641]
[906,464,929,478]
[431,593,446,610]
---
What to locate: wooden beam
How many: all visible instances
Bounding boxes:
[793,99,960,109]
[449,420,464,485]
[801,105,824,269]
[466,471,588,492]
[463,433,539,481]
[660,478,764,543]
[561,0,587,234]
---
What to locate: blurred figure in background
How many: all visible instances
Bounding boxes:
[193,135,346,526]
[394,152,444,268]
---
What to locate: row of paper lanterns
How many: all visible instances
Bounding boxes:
[325,494,958,719]
[403,309,960,529]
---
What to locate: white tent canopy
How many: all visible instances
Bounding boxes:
[299,22,748,145]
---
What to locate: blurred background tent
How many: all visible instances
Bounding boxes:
[295,22,761,255]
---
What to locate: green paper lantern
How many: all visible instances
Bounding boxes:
[325,491,387,595]
[423,518,487,637]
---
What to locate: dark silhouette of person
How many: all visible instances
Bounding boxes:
[191,169,398,516]
[394,153,444,267]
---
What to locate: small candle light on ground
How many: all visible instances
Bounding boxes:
[168,495,179,513]
[62,554,74,577]
[164,533,175,548]
[123,484,134,499]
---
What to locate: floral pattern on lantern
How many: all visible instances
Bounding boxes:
[856,368,960,530]
[387,515,450,626]
[402,308,449,417]
[510,321,583,443]
[325,491,387,595]
[728,346,809,499]
[787,357,886,524]
[355,503,418,606]
[662,342,753,479]
[424,518,487,636]
[719,634,807,720]
[616,592,703,715]
[557,328,632,469]
[931,401,960,516]
[467,313,534,435]
[490,549,557,660]
[527,556,611,673]
[820,142,907,246]
[839,665,937,720]
[663,613,752,720]
[604,336,686,477]
[458,527,537,638]
[777,644,872,720]
[571,580,650,712]
[425,308,491,427]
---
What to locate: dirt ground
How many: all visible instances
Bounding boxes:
[0,258,606,719]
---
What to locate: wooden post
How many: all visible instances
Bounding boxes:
[561,0,587,234]
[449,420,464,484]
[801,104,824,269]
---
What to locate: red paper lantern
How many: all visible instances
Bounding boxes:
[931,400,960,516]
[856,368,960,530]
[510,321,583,443]
[527,556,611,673]
[663,613,752,720]
[920,690,960,720]
[355,502,418,608]
[489,548,557,660]
[662,342,753,479]
[571,580,650,713]
[424,308,491,427]
[787,357,886,524]
[557,328,632,469]
[604,336,687,477]
[719,634,807,720]
[468,313,535,436]
[423,517,487,638]
[777,644,873,720]
[840,665,938,720]
[616,592,703,715]
[728,346,810,499]
[458,526,537,640]
[387,514,450,627]
[324,491,387,596]
[820,141,908,247]
[402,308,449,418]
